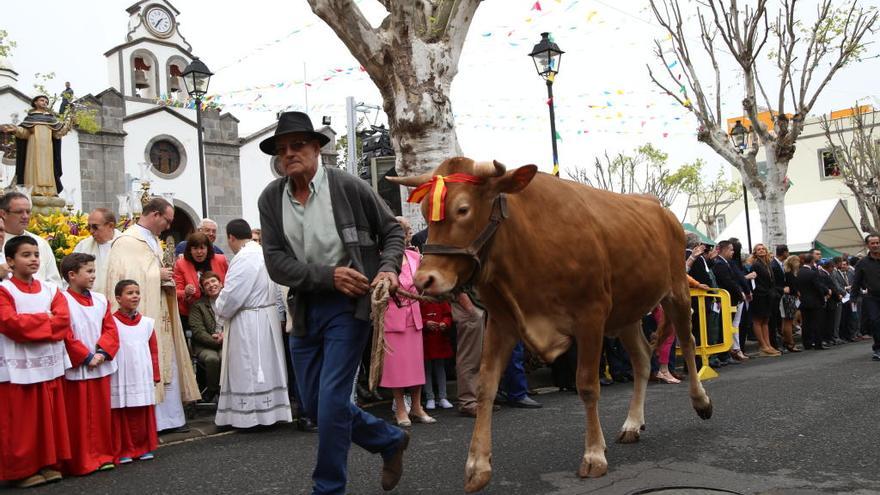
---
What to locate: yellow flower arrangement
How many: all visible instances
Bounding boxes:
[28,211,91,266]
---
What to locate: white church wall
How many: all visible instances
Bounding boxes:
[239,135,278,228]
[122,111,202,217]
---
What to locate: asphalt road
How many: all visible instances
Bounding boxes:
[15,340,880,495]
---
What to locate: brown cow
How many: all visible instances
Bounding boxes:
[389,157,712,493]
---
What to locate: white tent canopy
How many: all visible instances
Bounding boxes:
[715,199,865,254]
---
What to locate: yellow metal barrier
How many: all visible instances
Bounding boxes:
[675,288,735,381]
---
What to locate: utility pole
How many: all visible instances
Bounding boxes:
[346,96,357,175]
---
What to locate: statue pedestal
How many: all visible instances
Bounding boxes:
[31,196,67,216]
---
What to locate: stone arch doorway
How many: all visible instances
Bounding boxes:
[160,200,198,247]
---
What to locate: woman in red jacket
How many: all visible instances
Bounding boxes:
[420,300,454,410]
[173,232,228,329]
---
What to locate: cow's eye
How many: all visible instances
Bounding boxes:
[457,206,469,216]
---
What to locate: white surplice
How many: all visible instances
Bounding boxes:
[214,241,291,428]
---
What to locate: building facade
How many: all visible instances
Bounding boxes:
[686,107,874,248]
[0,0,337,249]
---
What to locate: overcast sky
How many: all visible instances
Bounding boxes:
[3,0,879,200]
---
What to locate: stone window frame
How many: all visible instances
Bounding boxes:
[144,134,187,179]
[165,55,189,97]
[130,48,160,98]
[817,147,841,181]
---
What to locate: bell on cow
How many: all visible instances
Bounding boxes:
[169,76,181,93]
[134,69,149,89]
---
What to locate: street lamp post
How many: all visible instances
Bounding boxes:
[181,57,213,218]
[529,32,564,177]
[729,120,752,249]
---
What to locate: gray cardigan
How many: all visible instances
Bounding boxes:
[258,167,405,336]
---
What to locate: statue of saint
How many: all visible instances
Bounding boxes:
[1,95,70,196]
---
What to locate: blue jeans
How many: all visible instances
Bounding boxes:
[292,293,404,495]
[501,341,529,401]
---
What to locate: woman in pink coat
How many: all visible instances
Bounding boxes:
[380,217,436,427]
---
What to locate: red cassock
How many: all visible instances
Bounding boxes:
[60,290,120,475]
[0,278,72,481]
[420,301,455,360]
[111,311,160,462]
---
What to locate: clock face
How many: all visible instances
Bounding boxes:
[145,7,173,36]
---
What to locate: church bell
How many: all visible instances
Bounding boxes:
[169,76,181,93]
[134,69,149,89]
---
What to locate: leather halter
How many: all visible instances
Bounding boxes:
[421,193,508,290]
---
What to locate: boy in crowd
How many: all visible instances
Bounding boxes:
[0,236,71,488]
[60,253,119,475]
[110,280,160,464]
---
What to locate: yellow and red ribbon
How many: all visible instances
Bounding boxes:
[406,173,485,222]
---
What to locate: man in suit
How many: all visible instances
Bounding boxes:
[830,256,850,344]
[818,258,843,346]
[713,240,746,362]
[687,242,719,367]
[796,250,832,350]
[770,245,789,349]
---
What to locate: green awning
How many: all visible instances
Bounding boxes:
[682,223,714,245]
[813,240,842,258]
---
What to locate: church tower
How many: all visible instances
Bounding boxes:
[105,1,194,100]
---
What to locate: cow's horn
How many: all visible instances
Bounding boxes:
[473,160,506,178]
[386,172,433,187]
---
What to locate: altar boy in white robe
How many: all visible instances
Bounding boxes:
[214,219,292,428]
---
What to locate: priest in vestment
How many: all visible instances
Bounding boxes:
[0,95,70,196]
[105,198,199,432]
[73,208,122,295]
[214,219,291,428]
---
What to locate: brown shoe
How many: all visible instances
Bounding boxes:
[381,430,410,491]
[39,468,62,483]
[15,473,48,488]
[730,350,749,361]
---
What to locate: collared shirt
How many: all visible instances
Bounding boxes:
[281,165,347,266]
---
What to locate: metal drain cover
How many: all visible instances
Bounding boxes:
[630,488,744,495]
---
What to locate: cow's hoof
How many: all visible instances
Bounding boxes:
[577,453,608,478]
[694,397,713,420]
[616,428,641,444]
[464,458,492,493]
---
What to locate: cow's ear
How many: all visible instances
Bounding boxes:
[495,165,537,194]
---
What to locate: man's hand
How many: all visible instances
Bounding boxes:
[160,267,173,282]
[212,333,223,344]
[334,267,370,297]
[371,271,400,295]
[745,272,757,280]
[697,283,711,290]
[88,354,105,368]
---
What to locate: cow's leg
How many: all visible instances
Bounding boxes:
[661,289,712,419]
[616,322,650,443]
[575,327,608,478]
[464,316,517,493]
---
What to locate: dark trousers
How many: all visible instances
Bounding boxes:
[550,344,577,390]
[823,302,839,342]
[604,337,632,377]
[839,302,856,340]
[861,296,880,352]
[292,294,403,495]
[501,341,529,401]
[801,306,825,349]
[769,296,783,348]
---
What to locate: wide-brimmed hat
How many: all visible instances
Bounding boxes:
[259,111,330,155]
